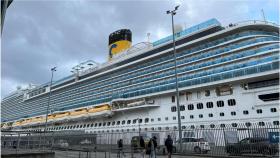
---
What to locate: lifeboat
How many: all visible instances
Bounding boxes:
[22,118,32,126]
[47,114,56,122]
[88,104,112,118]
[53,111,70,122]
[13,120,24,127]
[69,108,88,120]
[30,116,44,125]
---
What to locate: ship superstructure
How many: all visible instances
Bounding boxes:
[1,19,279,139]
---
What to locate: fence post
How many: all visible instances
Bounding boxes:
[247,126,252,155]
[27,133,30,150]
[39,132,42,150]
[2,134,6,148]
[16,133,20,153]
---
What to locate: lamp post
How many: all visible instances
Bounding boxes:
[44,67,57,132]
[167,5,183,153]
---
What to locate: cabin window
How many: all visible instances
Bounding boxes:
[171,96,175,103]
[258,122,265,126]
[243,110,249,115]
[256,109,262,114]
[197,103,203,109]
[199,114,203,118]
[231,111,236,116]
[208,113,213,117]
[220,112,224,117]
[188,104,194,110]
[245,122,251,127]
[217,100,224,107]
[133,119,137,124]
[210,124,215,128]
[127,120,131,124]
[180,105,185,111]
[138,119,143,123]
[165,117,168,121]
[273,121,279,125]
[206,102,213,108]
[232,123,237,127]
[181,116,185,119]
[173,117,176,120]
[107,122,111,126]
[228,99,236,106]
[271,108,277,113]
[258,93,279,101]
[157,118,161,121]
[186,92,192,100]
[171,106,177,112]
[190,115,194,119]
[151,118,154,122]
[145,118,149,123]
[117,121,120,125]
[122,120,125,125]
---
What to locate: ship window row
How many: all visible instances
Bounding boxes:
[50,43,279,106]
[44,120,280,132]
[172,99,236,111]
[25,107,278,131]
[188,108,278,119]
[45,47,278,107]
[43,32,278,99]
[48,35,278,98]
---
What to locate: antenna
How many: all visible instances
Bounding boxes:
[147,33,150,42]
[261,9,266,22]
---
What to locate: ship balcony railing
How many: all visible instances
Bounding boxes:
[233,20,279,28]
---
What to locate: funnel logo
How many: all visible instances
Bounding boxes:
[109,43,117,59]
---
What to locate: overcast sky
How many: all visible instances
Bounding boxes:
[1,0,279,98]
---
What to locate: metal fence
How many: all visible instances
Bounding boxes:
[1,123,279,158]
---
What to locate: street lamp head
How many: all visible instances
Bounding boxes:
[175,5,180,11]
[51,67,57,71]
[166,10,171,14]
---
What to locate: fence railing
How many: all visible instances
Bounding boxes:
[1,123,279,158]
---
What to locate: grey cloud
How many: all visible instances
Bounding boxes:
[1,0,279,97]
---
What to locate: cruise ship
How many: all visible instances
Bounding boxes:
[1,19,279,142]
